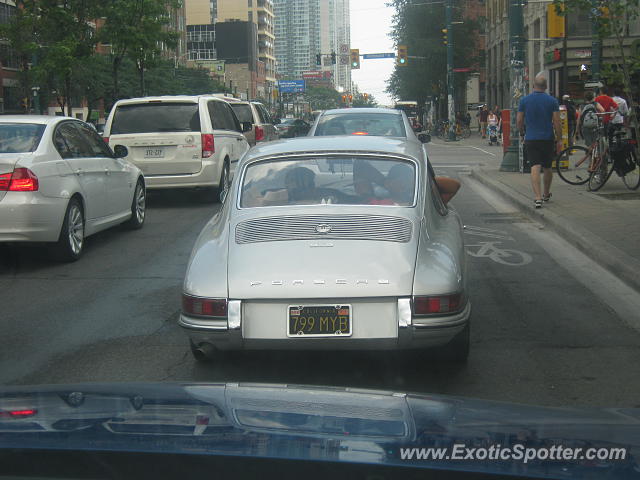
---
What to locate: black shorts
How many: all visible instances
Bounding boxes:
[524,140,555,169]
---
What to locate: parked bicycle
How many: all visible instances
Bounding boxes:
[555,114,639,191]
[433,119,471,140]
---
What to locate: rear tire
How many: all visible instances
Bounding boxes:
[197,160,230,203]
[588,155,615,191]
[622,148,640,190]
[556,145,590,185]
[51,197,84,262]
[124,179,145,229]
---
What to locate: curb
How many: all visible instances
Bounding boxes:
[470,167,640,294]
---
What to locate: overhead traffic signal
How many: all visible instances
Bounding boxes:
[316,54,322,66]
[441,29,448,45]
[363,93,369,100]
[342,94,347,103]
[348,94,353,102]
[331,52,336,64]
[350,49,360,69]
[397,45,408,66]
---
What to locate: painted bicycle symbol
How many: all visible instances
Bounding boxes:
[465,241,532,267]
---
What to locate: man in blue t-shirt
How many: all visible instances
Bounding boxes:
[517,73,562,209]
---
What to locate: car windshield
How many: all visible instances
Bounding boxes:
[110,103,200,134]
[0,124,46,153]
[230,104,253,123]
[240,156,416,208]
[314,113,405,137]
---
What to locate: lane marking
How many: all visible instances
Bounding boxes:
[466,241,532,266]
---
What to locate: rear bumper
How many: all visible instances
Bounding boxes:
[179,299,471,351]
[0,192,66,242]
[144,158,222,190]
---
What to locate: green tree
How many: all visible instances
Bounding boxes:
[351,92,378,107]
[386,0,480,119]
[304,86,344,110]
[553,0,640,139]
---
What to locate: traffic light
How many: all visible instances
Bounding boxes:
[316,54,322,66]
[348,94,353,102]
[442,29,448,45]
[397,45,408,66]
[363,93,368,101]
[331,52,336,65]
[342,94,347,103]
[350,49,360,69]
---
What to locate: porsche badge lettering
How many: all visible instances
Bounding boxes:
[315,224,332,234]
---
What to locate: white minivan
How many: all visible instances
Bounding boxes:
[103,95,251,201]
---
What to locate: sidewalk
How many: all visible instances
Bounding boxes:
[437,134,640,293]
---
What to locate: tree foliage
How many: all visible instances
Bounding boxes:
[386,0,481,118]
[304,86,344,111]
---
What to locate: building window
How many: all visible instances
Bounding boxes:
[0,3,15,25]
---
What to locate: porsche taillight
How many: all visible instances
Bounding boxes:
[182,294,227,318]
[413,293,464,315]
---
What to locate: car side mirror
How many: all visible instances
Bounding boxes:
[113,144,128,158]
[418,133,431,144]
[241,121,253,133]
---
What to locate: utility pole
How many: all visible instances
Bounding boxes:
[500,0,525,172]
[446,0,456,141]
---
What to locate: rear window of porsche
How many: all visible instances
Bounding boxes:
[110,103,201,134]
[240,156,417,208]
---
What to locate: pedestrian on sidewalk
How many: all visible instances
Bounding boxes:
[516,73,562,209]
[479,105,489,138]
[611,88,629,128]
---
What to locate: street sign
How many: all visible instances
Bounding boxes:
[362,53,395,59]
[278,80,305,93]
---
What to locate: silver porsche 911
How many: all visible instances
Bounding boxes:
[179,135,470,362]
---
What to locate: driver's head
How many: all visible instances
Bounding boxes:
[284,167,315,200]
[385,164,414,203]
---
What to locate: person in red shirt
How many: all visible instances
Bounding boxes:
[594,86,618,126]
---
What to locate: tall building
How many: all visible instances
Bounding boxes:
[274,0,351,92]
[274,0,321,81]
[217,0,276,100]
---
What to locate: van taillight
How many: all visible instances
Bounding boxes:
[0,168,39,192]
[255,126,264,142]
[202,134,215,158]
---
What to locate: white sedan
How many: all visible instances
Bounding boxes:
[0,116,145,261]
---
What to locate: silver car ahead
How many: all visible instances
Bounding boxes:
[0,116,145,261]
[180,135,470,361]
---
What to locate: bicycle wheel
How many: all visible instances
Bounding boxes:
[622,147,640,190]
[588,155,615,191]
[555,145,590,185]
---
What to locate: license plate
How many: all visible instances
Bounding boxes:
[288,305,351,337]
[144,148,164,158]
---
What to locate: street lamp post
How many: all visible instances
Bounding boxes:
[590,0,602,91]
[499,0,525,172]
[446,0,456,141]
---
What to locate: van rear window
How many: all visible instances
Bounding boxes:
[110,103,200,134]
[230,104,253,124]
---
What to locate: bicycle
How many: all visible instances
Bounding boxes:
[554,113,639,191]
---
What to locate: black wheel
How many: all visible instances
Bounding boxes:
[588,155,615,191]
[198,160,230,203]
[556,145,591,185]
[124,179,145,229]
[622,147,640,190]
[437,322,470,363]
[51,197,84,262]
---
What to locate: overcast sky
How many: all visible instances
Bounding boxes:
[350,0,396,106]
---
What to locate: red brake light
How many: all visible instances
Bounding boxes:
[182,294,227,318]
[103,137,109,144]
[1,168,39,192]
[202,134,215,158]
[255,125,264,142]
[0,172,10,191]
[413,293,464,315]
[351,131,369,135]
[0,409,37,418]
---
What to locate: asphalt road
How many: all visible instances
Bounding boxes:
[1,140,639,409]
